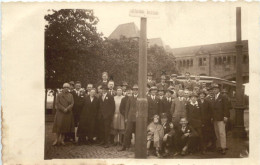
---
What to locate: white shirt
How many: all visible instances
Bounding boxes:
[215,92,220,100]
[102,93,107,101]
[90,96,94,102]
[190,101,198,106]
[151,95,156,100]
[134,94,138,98]
[166,97,171,102]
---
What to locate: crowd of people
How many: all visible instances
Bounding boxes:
[51,71,231,158]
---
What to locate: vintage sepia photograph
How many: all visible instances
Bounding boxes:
[42,3,251,160]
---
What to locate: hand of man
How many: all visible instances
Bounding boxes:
[163,134,168,142]
[224,117,228,123]
[64,108,68,113]
[184,133,190,137]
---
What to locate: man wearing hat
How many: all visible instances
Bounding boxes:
[121,81,128,96]
[186,92,204,154]
[119,85,138,151]
[163,88,174,121]
[211,83,230,155]
[198,90,216,152]
[169,74,182,91]
[156,74,169,91]
[183,72,196,91]
[158,87,165,115]
[98,84,115,148]
[147,86,160,122]
[69,81,75,93]
[171,90,187,126]
[147,72,156,87]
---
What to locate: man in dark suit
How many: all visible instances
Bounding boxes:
[211,84,230,155]
[163,89,173,121]
[71,81,85,142]
[198,90,216,152]
[147,72,156,87]
[169,74,182,91]
[119,86,132,119]
[156,74,169,91]
[147,86,159,123]
[96,72,109,87]
[119,85,138,151]
[107,80,116,96]
[158,87,165,115]
[98,84,115,148]
[174,117,198,156]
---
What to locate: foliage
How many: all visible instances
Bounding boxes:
[45,9,177,89]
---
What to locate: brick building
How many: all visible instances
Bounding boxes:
[171,40,249,83]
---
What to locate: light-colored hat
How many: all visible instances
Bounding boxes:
[63,83,70,88]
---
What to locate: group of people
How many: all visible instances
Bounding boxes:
[52,71,231,158]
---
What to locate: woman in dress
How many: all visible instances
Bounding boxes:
[52,83,74,146]
[112,86,125,145]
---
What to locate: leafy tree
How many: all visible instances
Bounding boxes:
[45,9,103,88]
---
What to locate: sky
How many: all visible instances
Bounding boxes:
[92,2,251,48]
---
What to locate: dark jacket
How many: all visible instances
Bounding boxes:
[211,93,230,121]
[71,90,85,113]
[186,102,203,128]
[99,93,115,120]
[119,95,130,118]
[147,95,159,120]
[125,96,138,122]
[198,99,212,125]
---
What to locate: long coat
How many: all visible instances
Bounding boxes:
[99,93,115,120]
[162,97,172,120]
[186,102,203,128]
[77,96,99,138]
[71,90,85,125]
[147,96,159,121]
[125,96,138,122]
[52,92,74,134]
[211,94,230,121]
[170,97,186,124]
[198,99,212,127]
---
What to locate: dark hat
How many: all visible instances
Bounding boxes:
[101,84,108,90]
[166,88,174,94]
[122,81,128,86]
[221,89,228,93]
[147,72,153,76]
[69,81,75,85]
[132,84,139,89]
[171,74,177,77]
[158,87,165,92]
[116,86,122,90]
[149,86,158,92]
[190,92,198,97]
[199,90,207,96]
[126,86,132,91]
[212,83,220,89]
[161,113,168,119]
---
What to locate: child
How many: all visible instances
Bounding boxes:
[161,113,176,157]
[147,115,164,157]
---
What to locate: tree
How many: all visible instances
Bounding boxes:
[45,9,103,88]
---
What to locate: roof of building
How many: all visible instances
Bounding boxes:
[172,40,248,58]
[108,22,140,39]
[148,38,164,48]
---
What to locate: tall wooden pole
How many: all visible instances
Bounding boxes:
[135,17,148,158]
[233,7,247,138]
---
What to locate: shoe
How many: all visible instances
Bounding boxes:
[156,151,162,158]
[181,150,186,156]
[98,141,105,146]
[52,140,58,146]
[221,149,226,155]
[173,152,180,156]
[118,146,127,151]
[103,144,109,148]
[60,141,65,145]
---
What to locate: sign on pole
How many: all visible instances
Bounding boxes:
[129,9,159,18]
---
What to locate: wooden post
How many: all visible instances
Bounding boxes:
[233,7,247,138]
[135,17,148,158]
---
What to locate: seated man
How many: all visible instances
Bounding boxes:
[174,117,198,156]
[147,115,164,158]
[161,113,175,157]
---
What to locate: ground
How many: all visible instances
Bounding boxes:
[45,118,249,159]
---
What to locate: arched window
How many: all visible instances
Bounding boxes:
[180,61,182,67]
[243,55,248,64]
[190,59,193,66]
[218,57,222,64]
[183,60,186,67]
[199,58,202,66]
[187,60,190,67]
[227,56,231,64]
[215,57,218,65]
[223,56,227,64]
